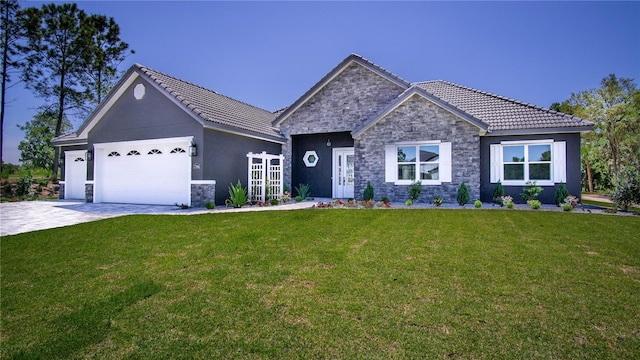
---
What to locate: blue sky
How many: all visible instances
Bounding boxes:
[3,0,639,164]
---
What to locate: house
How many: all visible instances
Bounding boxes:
[52,54,593,206]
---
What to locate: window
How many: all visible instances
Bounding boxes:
[127,150,141,156]
[107,151,121,157]
[148,149,162,155]
[490,140,565,186]
[385,141,451,184]
[170,147,186,154]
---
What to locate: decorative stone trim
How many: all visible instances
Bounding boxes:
[85,183,94,203]
[58,183,65,200]
[191,181,216,207]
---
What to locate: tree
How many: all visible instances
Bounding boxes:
[1,0,24,165]
[17,108,71,170]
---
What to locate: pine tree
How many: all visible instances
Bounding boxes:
[457,182,469,206]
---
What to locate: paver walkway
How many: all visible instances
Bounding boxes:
[0,200,319,237]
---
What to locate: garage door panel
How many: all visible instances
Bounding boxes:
[96,140,191,205]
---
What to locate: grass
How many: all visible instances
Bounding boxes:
[2,210,639,359]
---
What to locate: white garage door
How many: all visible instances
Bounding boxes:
[64,150,87,199]
[94,137,192,205]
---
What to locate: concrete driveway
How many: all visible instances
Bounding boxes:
[0,200,319,237]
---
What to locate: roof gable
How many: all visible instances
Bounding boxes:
[352,86,489,138]
[272,53,411,127]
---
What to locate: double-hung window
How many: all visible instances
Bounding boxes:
[385,141,452,185]
[490,140,566,186]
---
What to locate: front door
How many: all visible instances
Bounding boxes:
[333,148,355,198]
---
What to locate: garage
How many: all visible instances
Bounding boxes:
[93,137,192,205]
[63,150,87,199]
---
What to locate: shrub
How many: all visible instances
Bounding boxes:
[381,196,390,203]
[527,200,541,210]
[205,202,215,209]
[15,174,33,197]
[521,181,543,202]
[294,195,303,202]
[405,199,412,206]
[611,168,640,211]
[270,199,279,206]
[363,181,374,201]
[474,200,482,208]
[225,180,247,208]
[562,204,573,211]
[433,196,444,207]
[506,201,515,209]
[295,183,311,200]
[456,182,469,206]
[554,183,569,206]
[407,180,421,201]
[493,182,505,204]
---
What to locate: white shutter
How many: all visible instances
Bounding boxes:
[490,144,501,183]
[553,141,566,183]
[385,145,396,182]
[439,142,452,183]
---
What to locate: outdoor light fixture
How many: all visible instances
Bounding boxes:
[326,139,332,147]
[85,150,93,161]
[189,142,197,157]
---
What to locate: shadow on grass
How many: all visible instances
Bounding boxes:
[9,280,161,360]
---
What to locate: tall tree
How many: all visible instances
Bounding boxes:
[80,14,132,111]
[1,0,24,165]
[18,108,71,170]
[19,3,92,177]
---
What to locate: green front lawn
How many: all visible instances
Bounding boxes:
[2,210,639,359]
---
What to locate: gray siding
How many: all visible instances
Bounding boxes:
[479,133,582,204]
[203,129,282,205]
[279,62,406,189]
[87,79,203,180]
[356,95,481,203]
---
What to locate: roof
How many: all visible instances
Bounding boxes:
[414,80,594,134]
[136,64,282,139]
[273,53,411,126]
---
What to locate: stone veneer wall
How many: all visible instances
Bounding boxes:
[85,183,94,203]
[278,63,405,188]
[191,183,215,208]
[58,183,65,200]
[355,95,481,203]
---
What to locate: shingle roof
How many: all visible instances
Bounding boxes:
[136,64,282,139]
[414,80,593,133]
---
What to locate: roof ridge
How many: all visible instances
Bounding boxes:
[351,54,411,87]
[422,80,591,123]
[136,64,275,115]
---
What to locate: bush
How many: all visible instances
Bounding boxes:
[527,200,541,210]
[506,201,515,209]
[474,200,482,208]
[493,182,505,203]
[363,181,374,201]
[433,196,444,207]
[270,199,279,206]
[456,182,469,206]
[205,202,215,209]
[15,174,33,197]
[295,183,311,200]
[521,181,543,202]
[562,204,573,212]
[554,183,569,206]
[294,195,303,202]
[225,180,247,208]
[405,199,412,206]
[381,196,390,203]
[611,168,640,211]
[407,180,421,201]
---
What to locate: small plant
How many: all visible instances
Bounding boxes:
[281,191,291,204]
[474,200,482,208]
[15,174,33,197]
[360,199,374,208]
[433,196,444,207]
[175,203,190,209]
[408,180,422,201]
[500,195,513,206]
[363,181,374,201]
[562,204,573,212]
[405,199,412,206]
[270,198,279,206]
[381,196,390,203]
[493,182,505,204]
[295,183,311,200]
[456,182,469,206]
[554,183,570,206]
[225,180,248,208]
[205,202,215,209]
[564,195,579,208]
[521,181,543,202]
[294,195,303,202]
[506,201,515,209]
[527,199,541,210]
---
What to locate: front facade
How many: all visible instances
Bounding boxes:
[53,54,593,206]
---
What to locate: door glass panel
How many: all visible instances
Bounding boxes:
[346,155,354,185]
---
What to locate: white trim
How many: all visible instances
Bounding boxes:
[384,145,396,183]
[553,141,567,183]
[385,141,451,185]
[489,144,501,183]
[191,180,217,185]
[85,181,94,184]
[500,139,553,145]
[303,150,319,167]
[498,140,555,186]
[58,181,66,184]
[93,136,193,149]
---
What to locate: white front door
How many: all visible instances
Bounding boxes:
[333,148,355,198]
[64,150,87,199]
